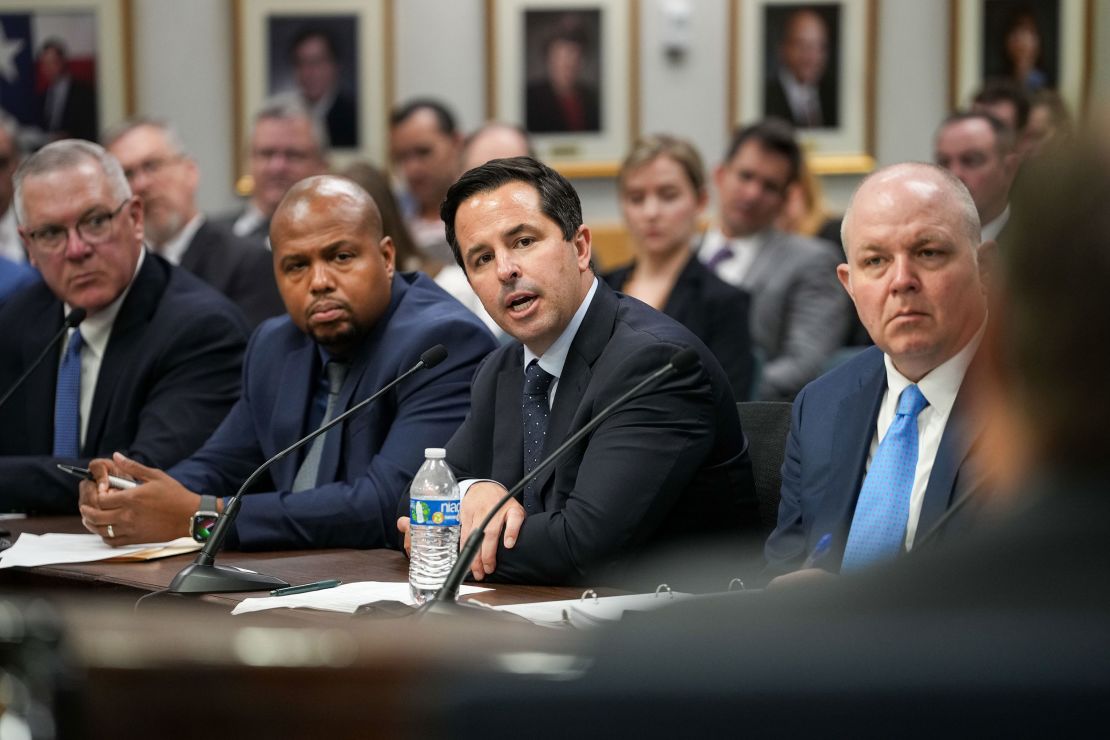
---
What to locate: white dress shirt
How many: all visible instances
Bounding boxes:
[697,228,766,288]
[981,205,1010,243]
[232,203,268,243]
[62,249,145,448]
[0,207,24,263]
[154,213,204,265]
[868,321,984,549]
[780,70,823,126]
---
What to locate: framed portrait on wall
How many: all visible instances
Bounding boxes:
[950,0,1092,114]
[0,0,132,146]
[730,0,877,175]
[233,0,391,176]
[487,0,638,178]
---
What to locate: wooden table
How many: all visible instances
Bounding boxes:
[0,515,604,612]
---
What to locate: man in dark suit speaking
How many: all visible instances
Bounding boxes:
[0,140,249,513]
[79,176,496,551]
[105,118,284,327]
[764,162,993,581]
[398,157,758,586]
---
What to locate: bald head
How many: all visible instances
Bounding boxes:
[270,174,396,357]
[461,123,534,172]
[273,174,383,244]
[843,162,981,250]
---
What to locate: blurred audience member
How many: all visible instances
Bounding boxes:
[1002,8,1047,92]
[288,27,357,148]
[36,39,98,142]
[340,161,418,271]
[971,79,1030,154]
[1024,89,1072,158]
[461,122,533,172]
[0,111,27,264]
[105,119,283,327]
[214,99,328,248]
[935,111,1018,242]
[604,134,755,400]
[700,118,848,401]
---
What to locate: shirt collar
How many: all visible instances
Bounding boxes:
[882,317,986,417]
[981,205,1010,243]
[65,248,146,361]
[155,213,204,265]
[523,276,598,379]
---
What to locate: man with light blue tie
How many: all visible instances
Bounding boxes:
[764,162,993,583]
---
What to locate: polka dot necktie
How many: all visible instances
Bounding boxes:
[841,384,929,572]
[521,360,555,514]
[53,329,84,458]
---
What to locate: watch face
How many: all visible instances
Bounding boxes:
[192,514,218,542]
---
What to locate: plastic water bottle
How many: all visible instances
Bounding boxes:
[408,448,461,604]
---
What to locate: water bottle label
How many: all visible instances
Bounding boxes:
[410,498,460,526]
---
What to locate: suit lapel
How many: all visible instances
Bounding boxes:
[271,341,317,488]
[492,358,525,487]
[531,283,617,500]
[812,353,886,558]
[85,253,166,453]
[20,295,64,453]
[917,374,982,534]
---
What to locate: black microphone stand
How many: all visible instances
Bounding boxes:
[167,346,448,594]
[0,308,87,411]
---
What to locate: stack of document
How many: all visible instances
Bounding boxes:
[491,591,692,629]
[0,532,200,568]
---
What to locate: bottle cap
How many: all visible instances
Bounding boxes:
[424,448,447,459]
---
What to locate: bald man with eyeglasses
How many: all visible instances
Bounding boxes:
[0,139,248,514]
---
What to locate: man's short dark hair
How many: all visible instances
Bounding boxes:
[973,79,1031,132]
[290,27,340,63]
[441,156,582,270]
[938,109,1015,155]
[390,99,458,136]
[723,117,802,185]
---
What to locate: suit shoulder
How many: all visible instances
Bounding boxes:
[799,345,884,400]
[159,262,250,334]
[390,273,496,341]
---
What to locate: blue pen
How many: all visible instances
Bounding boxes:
[803,533,833,568]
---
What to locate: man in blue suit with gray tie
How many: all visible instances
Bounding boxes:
[79,175,496,551]
[764,162,993,582]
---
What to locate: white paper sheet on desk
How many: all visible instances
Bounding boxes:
[231,581,491,615]
[0,533,201,568]
[489,591,692,628]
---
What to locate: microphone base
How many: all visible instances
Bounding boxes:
[167,562,289,594]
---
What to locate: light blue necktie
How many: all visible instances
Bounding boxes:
[53,329,84,458]
[841,384,929,572]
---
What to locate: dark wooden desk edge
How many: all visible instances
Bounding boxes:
[1,516,613,608]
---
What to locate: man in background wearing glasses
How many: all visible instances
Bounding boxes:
[105,118,284,327]
[0,139,249,514]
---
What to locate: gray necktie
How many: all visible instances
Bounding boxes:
[292,361,348,492]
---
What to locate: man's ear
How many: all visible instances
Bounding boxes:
[836,262,853,298]
[573,224,592,271]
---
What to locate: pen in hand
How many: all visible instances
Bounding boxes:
[57,464,138,490]
[270,579,342,597]
[803,533,833,569]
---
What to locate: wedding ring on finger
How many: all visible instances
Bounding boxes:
[107,524,115,539]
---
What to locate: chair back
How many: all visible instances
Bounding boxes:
[736,401,793,535]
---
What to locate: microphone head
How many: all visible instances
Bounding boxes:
[420,344,449,369]
[65,308,88,328]
[669,348,700,373]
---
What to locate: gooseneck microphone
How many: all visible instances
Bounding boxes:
[167,344,449,594]
[0,308,87,412]
[430,347,700,606]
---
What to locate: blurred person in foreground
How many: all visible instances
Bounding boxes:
[604,134,755,401]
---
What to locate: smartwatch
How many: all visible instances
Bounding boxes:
[191,494,220,543]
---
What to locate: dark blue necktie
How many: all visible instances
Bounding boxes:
[522,360,555,514]
[53,329,84,458]
[291,360,348,492]
[841,384,930,572]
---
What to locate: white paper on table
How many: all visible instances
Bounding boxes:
[231,581,491,615]
[0,532,200,568]
[490,591,692,628]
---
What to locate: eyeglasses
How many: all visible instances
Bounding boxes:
[24,199,131,254]
[251,147,314,163]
